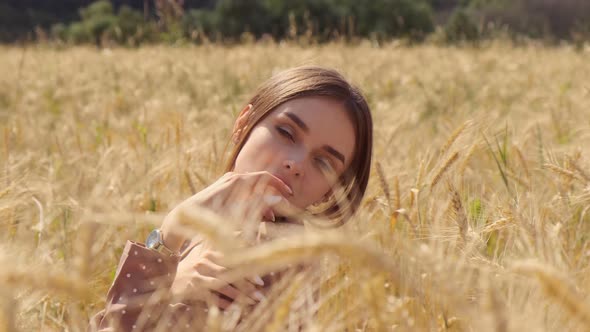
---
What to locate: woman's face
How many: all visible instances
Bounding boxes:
[233,97,356,211]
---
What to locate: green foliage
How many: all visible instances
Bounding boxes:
[50,23,68,41]
[117,6,143,37]
[259,0,357,40]
[214,0,271,38]
[183,9,219,37]
[86,15,117,43]
[444,8,479,43]
[470,0,590,42]
[198,0,435,42]
[51,0,151,46]
[468,198,483,223]
[30,0,590,45]
[49,0,437,44]
[79,0,114,20]
[67,22,92,43]
[115,5,150,45]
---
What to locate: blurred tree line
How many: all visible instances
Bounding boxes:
[1,0,589,46]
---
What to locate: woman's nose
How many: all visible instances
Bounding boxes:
[283,159,303,177]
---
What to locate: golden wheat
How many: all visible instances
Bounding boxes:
[1,42,590,331]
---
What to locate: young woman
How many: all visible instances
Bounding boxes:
[89,66,373,331]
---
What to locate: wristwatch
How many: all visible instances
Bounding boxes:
[146,229,178,256]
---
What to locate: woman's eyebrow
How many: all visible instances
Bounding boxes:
[284,111,345,164]
[285,112,309,133]
[322,145,345,164]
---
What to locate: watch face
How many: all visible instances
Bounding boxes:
[146,230,160,249]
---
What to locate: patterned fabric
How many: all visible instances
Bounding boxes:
[88,241,208,331]
[88,224,306,331]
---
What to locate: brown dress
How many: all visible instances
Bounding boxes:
[89,223,305,331]
[88,240,209,331]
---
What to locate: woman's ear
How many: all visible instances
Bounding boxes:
[232,104,253,144]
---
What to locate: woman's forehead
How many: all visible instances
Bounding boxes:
[275,96,350,121]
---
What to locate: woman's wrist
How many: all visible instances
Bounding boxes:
[160,212,185,253]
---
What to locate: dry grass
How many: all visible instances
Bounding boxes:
[1,41,590,331]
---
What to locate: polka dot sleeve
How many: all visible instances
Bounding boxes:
[89,240,181,331]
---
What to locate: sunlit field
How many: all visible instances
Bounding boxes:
[1,42,590,331]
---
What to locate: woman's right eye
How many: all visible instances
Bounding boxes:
[276,126,294,142]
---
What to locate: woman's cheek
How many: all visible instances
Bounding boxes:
[237,129,282,171]
[303,175,329,206]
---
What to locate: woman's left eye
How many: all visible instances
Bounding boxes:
[314,157,333,172]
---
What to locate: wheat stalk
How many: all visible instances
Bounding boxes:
[375,161,391,210]
[544,163,578,181]
[513,145,530,181]
[431,152,460,191]
[513,261,590,327]
[221,231,401,286]
[440,120,472,155]
[486,277,508,332]
[0,267,89,300]
[447,183,467,242]
[482,217,513,233]
[458,143,477,177]
[265,275,303,332]
[416,157,427,188]
[3,44,590,332]
[569,157,590,183]
[393,175,401,213]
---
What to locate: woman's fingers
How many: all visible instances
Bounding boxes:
[194,271,258,306]
[185,171,297,223]
[195,254,263,305]
[214,277,265,305]
[161,169,298,263]
[246,171,293,197]
[262,208,275,222]
[213,283,256,306]
[231,279,265,302]
[271,197,301,218]
[215,296,234,310]
[248,275,265,287]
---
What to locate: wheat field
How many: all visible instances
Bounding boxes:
[1,42,590,331]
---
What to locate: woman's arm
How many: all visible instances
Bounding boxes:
[89,171,292,330]
[88,240,181,331]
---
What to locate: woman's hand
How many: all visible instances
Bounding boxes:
[160,171,295,253]
[169,242,265,309]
